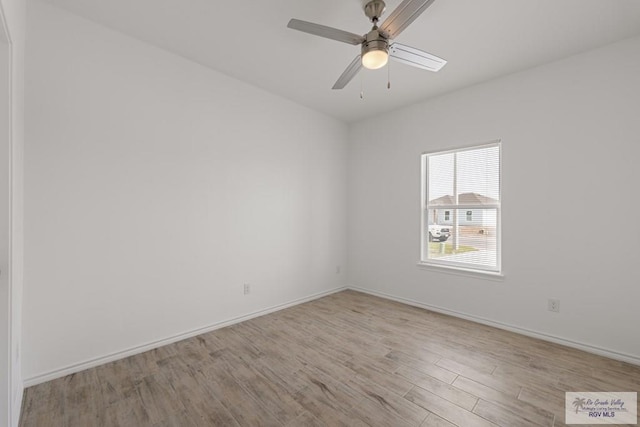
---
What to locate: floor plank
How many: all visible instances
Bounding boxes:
[404,386,497,427]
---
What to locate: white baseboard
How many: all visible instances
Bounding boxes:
[23,286,347,387]
[348,285,640,367]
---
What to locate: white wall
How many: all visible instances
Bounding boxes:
[23,1,348,383]
[1,30,11,426]
[348,35,640,363]
[0,0,25,425]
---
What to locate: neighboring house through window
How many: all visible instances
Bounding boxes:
[420,141,501,273]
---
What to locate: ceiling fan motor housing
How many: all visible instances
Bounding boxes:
[362,28,389,56]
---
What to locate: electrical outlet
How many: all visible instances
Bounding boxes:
[243,283,250,295]
[548,299,560,313]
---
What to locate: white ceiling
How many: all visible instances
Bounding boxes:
[40,0,640,123]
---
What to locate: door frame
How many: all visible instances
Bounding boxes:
[0,3,14,426]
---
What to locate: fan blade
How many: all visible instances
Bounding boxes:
[379,0,436,39]
[389,43,446,71]
[287,19,365,45]
[332,55,363,89]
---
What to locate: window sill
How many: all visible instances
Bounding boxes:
[416,262,505,281]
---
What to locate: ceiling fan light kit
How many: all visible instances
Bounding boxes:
[287,0,446,89]
[362,48,388,69]
[361,32,389,70]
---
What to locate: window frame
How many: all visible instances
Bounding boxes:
[419,141,502,275]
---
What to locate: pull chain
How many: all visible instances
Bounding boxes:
[360,71,364,99]
[387,59,391,89]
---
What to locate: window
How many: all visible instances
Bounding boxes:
[421,142,501,273]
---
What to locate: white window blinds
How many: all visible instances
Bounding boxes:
[421,142,501,272]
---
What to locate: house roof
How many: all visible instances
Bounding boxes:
[429,192,498,206]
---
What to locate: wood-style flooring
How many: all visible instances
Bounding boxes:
[20,290,640,426]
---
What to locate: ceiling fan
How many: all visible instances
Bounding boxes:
[287,0,447,89]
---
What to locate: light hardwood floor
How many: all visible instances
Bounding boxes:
[20,290,640,426]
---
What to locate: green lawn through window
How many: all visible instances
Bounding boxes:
[428,243,478,256]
